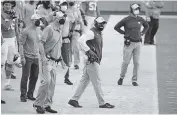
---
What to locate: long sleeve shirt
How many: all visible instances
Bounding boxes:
[114,14,149,42]
[78,30,94,52]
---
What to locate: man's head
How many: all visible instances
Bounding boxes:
[29,0,35,5]
[54,11,66,25]
[2,0,16,12]
[31,14,41,27]
[42,0,51,9]
[130,3,141,16]
[67,0,75,7]
[94,17,107,31]
[59,1,68,12]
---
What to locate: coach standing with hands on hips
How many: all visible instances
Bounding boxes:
[114,3,149,86]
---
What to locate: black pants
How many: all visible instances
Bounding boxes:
[20,57,39,97]
[144,18,159,44]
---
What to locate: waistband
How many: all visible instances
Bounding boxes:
[46,55,62,62]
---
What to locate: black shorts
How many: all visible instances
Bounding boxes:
[61,43,72,67]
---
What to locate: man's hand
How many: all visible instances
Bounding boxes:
[85,50,98,63]
[41,56,48,66]
[21,57,26,66]
[83,19,88,26]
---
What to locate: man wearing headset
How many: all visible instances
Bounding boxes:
[33,11,65,114]
[114,3,149,86]
[68,17,114,109]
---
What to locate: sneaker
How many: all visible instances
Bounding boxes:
[1,100,6,104]
[117,78,123,85]
[74,65,79,69]
[33,104,45,114]
[99,103,115,108]
[27,95,36,101]
[20,97,27,102]
[68,100,82,108]
[4,85,14,91]
[64,79,73,85]
[11,74,16,79]
[45,106,58,113]
[132,82,138,86]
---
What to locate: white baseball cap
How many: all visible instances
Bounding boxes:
[31,14,41,20]
[95,17,107,24]
[131,3,140,10]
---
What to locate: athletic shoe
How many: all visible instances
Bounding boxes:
[132,82,138,86]
[45,106,58,113]
[99,103,115,108]
[33,104,45,114]
[117,78,123,85]
[68,100,82,108]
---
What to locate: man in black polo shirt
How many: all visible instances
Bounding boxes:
[114,3,149,86]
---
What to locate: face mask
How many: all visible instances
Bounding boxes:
[35,20,40,26]
[133,10,139,15]
[60,6,67,12]
[59,19,65,25]
[69,2,74,6]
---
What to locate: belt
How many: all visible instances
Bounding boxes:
[62,36,70,40]
[124,36,141,43]
[74,30,82,35]
[46,55,62,62]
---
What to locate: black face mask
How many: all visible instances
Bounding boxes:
[59,19,65,25]
[98,27,104,31]
[35,20,40,26]
[69,2,74,6]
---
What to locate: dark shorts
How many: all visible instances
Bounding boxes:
[61,43,72,67]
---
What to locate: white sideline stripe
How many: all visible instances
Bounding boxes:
[108,15,159,113]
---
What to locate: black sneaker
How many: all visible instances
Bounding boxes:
[74,65,79,69]
[118,78,123,85]
[33,104,45,114]
[99,103,115,108]
[45,106,58,113]
[132,82,138,86]
[64,79,73,85]
[20,96,27,102]
[11,74,16,79]
[68,100,82,108]
[1,100,6,104]
[27,95,36,101]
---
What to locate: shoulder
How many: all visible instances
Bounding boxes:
[86,30,94,37]
[138,16,145,21]
[22,28,29,35]
[120,16,130,22]
[44,25,53,33]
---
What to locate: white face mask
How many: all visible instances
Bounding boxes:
[61,6,67,12]
[133,10,139,15]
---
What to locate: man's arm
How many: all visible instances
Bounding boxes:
[19,29,27,58]
[78,30,94,52]
[39,26,52,60]
[141,18,149,35]
[114,17,126,35]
